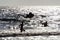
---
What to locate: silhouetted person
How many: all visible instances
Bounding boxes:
[19,12,34,32]
[25,12,34,18]
[20,21,25,32]
[41,21,48,27]
[43,21,48,27]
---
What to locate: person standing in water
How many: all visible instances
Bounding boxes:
[19,12,34,32]
[20,21,25,32]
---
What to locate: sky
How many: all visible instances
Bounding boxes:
[0,0,60,7]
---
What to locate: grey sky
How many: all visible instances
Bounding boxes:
[0,0,60,7]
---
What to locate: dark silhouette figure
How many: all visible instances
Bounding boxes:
[20,21,25,32]
[19,12,34,32]
[41,21,48,27]
[25,12,34,18]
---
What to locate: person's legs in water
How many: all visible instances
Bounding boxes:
[20,21,25,32]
